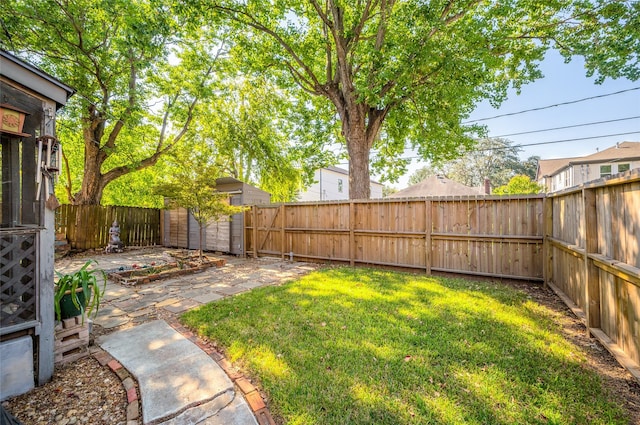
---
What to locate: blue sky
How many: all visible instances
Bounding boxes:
[389,50,640,189]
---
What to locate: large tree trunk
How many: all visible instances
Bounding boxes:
[69,104,169,205]
[335,99,387,200]
[344,115,372,200]
[72,122,107,205]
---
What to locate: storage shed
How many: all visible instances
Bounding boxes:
[162,177,270,255]
[1,50,74,400]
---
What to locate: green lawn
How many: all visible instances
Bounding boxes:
[181,267,627,425]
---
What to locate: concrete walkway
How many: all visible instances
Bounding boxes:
[98,320,256,425]
[56,248,318,425]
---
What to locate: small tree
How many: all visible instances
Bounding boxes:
[493,175,544,196]
[154,160,245,261]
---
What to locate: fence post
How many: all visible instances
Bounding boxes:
[252,205,258,258]
[280,204,285,260]
[425,200,432,274]
[543,196,553,289]
[583,188,600,334]
[349,202,355,267]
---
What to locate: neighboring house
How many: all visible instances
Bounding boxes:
[536,141,640,192]
[387,175,486,198]
[297,166,384,201]
[1,51,74,399]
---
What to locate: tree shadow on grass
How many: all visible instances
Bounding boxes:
[181,267,628,425]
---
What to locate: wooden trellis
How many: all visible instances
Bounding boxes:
[0,230,37,327]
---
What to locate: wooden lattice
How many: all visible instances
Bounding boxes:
[1,232,37,327]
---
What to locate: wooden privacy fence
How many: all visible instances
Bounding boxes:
[546,170,640,379]
[245,195,545,281]
[55,204,161,250]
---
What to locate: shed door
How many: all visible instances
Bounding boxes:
[205,219,230,252]
[166,207,188,248]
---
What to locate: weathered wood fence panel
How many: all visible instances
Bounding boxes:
[246,196,545,281]
[547,170,640,379]
[55,205,161,250]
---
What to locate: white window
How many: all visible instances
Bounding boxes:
[617,163,630,173]
[600,165,612,178]
[337,179,343,193]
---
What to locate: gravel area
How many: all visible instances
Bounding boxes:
[1,356,128,425]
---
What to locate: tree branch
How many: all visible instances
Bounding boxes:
[321,0,333,82]
[104,47,137,150]
[365,106,390,148]
[429,0,482,38]
[348,0,379,49]
[284,61,321,95]
[309,0,334,29]
[214,4,323,89]
[61,145,76,204]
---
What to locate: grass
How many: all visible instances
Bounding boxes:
[181,267,628,425]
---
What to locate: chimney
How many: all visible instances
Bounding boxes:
[484,178,491,195]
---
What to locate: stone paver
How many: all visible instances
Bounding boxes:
[193,293,224,304]
[94,315,130,329]
[215,286,248,296]
[163,299,202,314]
[129,308,154,318]
[156,297,182,308]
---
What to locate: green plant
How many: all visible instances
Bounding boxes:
[54,260,106,322]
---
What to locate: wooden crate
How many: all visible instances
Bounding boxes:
[54,315,89,365]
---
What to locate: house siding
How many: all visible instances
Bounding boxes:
[546,160,640,192]
[298,168,383,201]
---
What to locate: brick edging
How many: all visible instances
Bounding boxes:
[90,346,141,425]
[166,319,277,425]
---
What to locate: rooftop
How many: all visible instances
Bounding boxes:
[537,141,640,178]
[388,175,485,198]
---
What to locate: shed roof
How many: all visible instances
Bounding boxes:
[388,175,485,198]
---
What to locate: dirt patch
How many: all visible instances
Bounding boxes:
[506,280,640,424]
[1,356,127,425]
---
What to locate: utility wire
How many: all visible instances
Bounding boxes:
[464,87,640,123]
[476,131,640,151]
[348,130,640,165]
[491,116,640,138]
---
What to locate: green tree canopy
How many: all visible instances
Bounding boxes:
[195,76,336,202]
[407,138,539,188]
[1,0,226,205]
[493,175,544,195]
[188,0,639,199]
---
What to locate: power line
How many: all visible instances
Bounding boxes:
[505,131,640,149]
[464,87,640,124]
[347,131,640,165]
[491,116,640,138]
